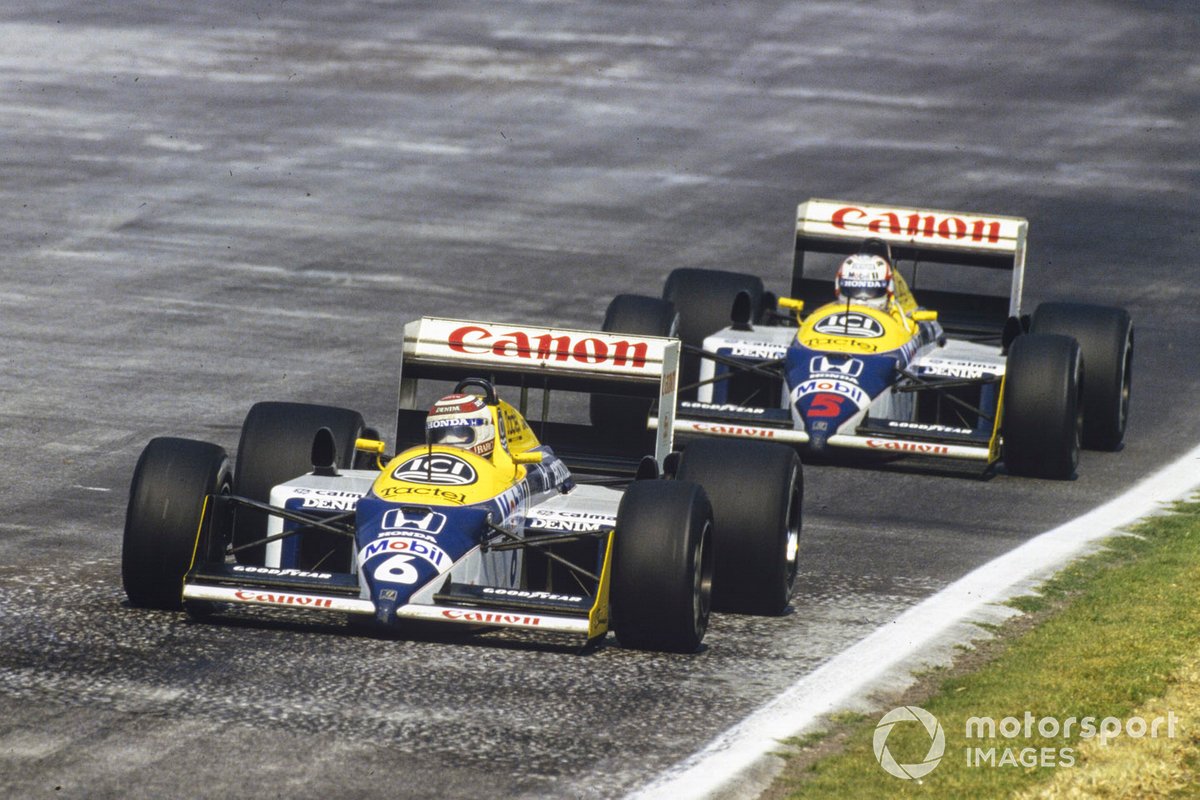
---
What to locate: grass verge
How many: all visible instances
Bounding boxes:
[764,496,1200,799]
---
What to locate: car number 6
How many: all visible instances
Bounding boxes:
[374,554,419,584]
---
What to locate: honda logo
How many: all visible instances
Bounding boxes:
[810,356,864,377]
[380,507,448,534]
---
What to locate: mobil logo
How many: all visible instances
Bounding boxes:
[360,537,450,570]
[380,507,448,535]
[392,454,478,486]
[793,378,869,407]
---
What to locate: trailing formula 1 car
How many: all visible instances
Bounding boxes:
[121,318,802,653]
[596,199,1133,480]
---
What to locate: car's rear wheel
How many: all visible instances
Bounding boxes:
[1031,302,1133,451]
[590,294,678,436]
[232,401,365,567]
[676,438,802,615]
[122,437,232,610]
[1003,334,1082,479]
[611,480,713,653]
[662,269,765,399]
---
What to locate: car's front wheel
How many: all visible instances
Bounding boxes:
[122,437,232,610]
[611,480,714,653]
[1003,333,1082,479]
[676,438,802,615]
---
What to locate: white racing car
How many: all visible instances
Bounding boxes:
[122,318,802,653]
[595,199,1133,479]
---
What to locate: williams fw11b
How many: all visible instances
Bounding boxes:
[121,317,802,653]
[598,199,1133,480]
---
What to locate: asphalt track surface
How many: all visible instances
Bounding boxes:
[1,3,1197,799]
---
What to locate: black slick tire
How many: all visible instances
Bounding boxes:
[676,438,802,615]
[1003,333,1082,480]
[122,437,232,610]
[611,480,714,653]
[232,401,365,565]
[1031,302,1133,450]
[662,269,765,399]
[590,294,677,435]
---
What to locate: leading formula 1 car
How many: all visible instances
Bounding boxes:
[121,317,802,653]
[595,199,1133,480]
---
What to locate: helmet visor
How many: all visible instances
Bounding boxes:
[428,422,478,446]
[838,278,889,301]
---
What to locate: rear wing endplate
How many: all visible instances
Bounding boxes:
[792,199,1029,332]
[397,317,680,470]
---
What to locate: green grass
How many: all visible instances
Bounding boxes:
[768,497,1200,800]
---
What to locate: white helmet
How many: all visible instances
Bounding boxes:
[835,253,894,310]
[425,394,496,457]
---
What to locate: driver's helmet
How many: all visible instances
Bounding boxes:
[425,394,496,457]
[835,253,894,310]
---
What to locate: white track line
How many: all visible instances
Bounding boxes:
[629,442,1200,800]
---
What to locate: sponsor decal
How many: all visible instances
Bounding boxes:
[804,336,881,352]
[427,416,487,430]
[300,496,357,511]
[428,394,486,415]
[448,325,650,368]
[865,439,951,455]
[360,537,450,570]
[292,488,365,511]
[441,609,543,625]
[378,486,466,504]
[831,205,1005,245]
[392,454,478,486]
[810,355,864,378]
[233,590,334,608]
[886,420,975,436]
[689,422,776,438]
[916,361,999,379]
[813,312,885,339]
[526,510,615,532]
[793,379,869,407]
[481,587,586,603]
[681,401,767,415]
[380,507,448,535]
[721,343,788,359]
[231,565,333,580]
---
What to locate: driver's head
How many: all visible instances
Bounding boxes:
[425,394,496,457]
[835,253,893,310]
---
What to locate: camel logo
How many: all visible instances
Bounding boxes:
[873,706,945,779]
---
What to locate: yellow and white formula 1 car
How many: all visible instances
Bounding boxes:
[122,318,802,653]
[598,199,1133,480]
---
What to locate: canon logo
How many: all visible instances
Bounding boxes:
[832,206,1003,245]
[448,325,650,368]
[865,439,950,455]
[691,422,776,439]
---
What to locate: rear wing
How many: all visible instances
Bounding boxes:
[792,199,1029,334]
[396,317,680,473]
